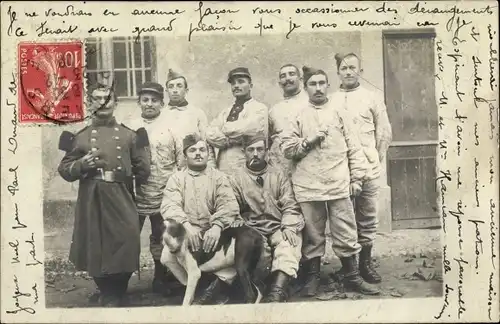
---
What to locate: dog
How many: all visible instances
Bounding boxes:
[160,219,264,306]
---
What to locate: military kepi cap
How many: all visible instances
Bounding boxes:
[227,67,251,83]
[183,133,204,154]
[138,82,164,99]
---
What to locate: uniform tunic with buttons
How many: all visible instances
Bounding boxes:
[160,167,239,231]
[206,98,269,177]
[329,85,392,180]
[57,117,151,277]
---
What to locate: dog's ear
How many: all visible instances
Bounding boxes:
[166,219,186,240]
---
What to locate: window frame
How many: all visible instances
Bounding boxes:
[84,36,157,100]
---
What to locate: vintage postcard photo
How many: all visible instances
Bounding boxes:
[1,1,499,323]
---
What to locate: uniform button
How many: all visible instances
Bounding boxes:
[117,166,122,170]
[91,129,97,134]
[90,138,96,142]
[94,157,99,161]
[91,148,97,152]
[116,146,121,150]
[117,155,121,159]
[114,136,119,140]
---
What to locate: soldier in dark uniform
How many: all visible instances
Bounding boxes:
[57,84,151,307]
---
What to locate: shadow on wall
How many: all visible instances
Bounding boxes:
[43,31,363,202]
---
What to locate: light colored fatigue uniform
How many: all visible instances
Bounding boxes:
[160,167,240,283]
[268,90,308,176]
[129,115,183,260]
[230,165,305,278]
[330,85,392,245]
[162,104,216,168]
[206,98,269,177]
[281,100,368,259]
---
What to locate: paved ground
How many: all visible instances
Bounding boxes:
[44,226,443,308]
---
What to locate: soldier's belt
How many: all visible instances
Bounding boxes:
[86,170,131,183]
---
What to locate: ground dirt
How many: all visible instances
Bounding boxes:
[44,224,443,308]
[45,252,443,308]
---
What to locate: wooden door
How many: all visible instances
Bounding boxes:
[382,29,440,229]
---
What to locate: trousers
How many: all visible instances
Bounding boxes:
[354,179,380,246]
[300,197,361,260]
[258,230,302,279]
[139,212,164,261]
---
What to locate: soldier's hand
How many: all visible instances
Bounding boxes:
[317,130,328,142]
[307,131,327,147]
[350,182,363,197]
[202,225,222,253]
[230,219,245,228]
[184,223,202,252]
[282,228,298,247]
[80,152,97,171]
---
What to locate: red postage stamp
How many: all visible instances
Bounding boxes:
[18,42,84,124]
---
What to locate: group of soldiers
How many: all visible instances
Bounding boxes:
[57,52,392,307]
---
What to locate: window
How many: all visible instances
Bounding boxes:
[85,37,156,98]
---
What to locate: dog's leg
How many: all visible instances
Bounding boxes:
[182,253,201,306]
[235,228,263,304]
[160,249,188,286]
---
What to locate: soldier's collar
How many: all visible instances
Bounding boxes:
[245,163,268,177]
[187,166,207,176]
[168,99,189,109]
[92,116,117,126]
[339,82,361,92]
[309,98,329,109]
[283,89,301,99]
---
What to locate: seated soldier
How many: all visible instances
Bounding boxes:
[160,134,240,305]
[229,134,305,303]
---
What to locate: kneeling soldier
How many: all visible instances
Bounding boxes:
[160,134,240,305]
[230,134,305,303]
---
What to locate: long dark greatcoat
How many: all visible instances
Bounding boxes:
[57,117,151,277]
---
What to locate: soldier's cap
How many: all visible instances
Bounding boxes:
[242,133,267,148]
[138,82,164,99]
[167,69,185,83]
[227,67,252,83]
[302,65,327,84]
[182,133,204,154]
[334,52,360,69]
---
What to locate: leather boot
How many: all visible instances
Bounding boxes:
[262,271,290,303]
[359,244,382,284]
[301,257,321,297]
[340,255,380,295]
[152,260,171,295]
[193,277,226,305]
